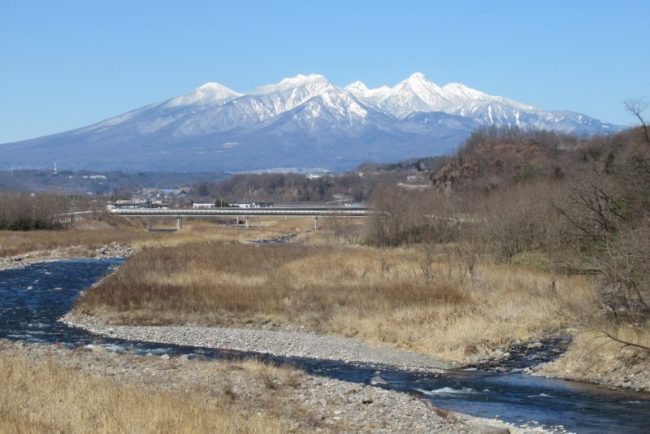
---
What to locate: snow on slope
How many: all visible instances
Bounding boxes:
[0,73,622,172]
[166,82,241,107]
[344,73,619,134]
[91,72,614,138]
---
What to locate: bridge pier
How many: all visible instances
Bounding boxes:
[313,216,319,230]
[245,216,250,228]
[176,216,183,231]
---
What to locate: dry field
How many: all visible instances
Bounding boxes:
[0,216,324,258]
[75,241,598,363]
[0,353,287,434]
[0,224,144,257]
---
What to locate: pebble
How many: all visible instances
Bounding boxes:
[65,317,451,372]
[526,342,544,350]
[52,319,541,433]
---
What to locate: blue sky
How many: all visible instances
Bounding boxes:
[1,0,649,143]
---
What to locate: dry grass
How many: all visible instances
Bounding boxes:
[0,225,144,257]
[76,241,597,363]
[536,326,650,391]
[0,353,285,434]
[0,216,323,258]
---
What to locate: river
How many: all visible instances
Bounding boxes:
[0,258,648,433]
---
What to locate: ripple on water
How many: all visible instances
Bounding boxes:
[417,386,478,396]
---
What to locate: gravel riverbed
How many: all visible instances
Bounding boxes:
[65,314,450,372]
[0,340,539,433]
[0,242,132,271]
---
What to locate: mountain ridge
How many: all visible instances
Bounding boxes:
[0,73,622,172]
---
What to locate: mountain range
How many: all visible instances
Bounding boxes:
[0,73,622,172]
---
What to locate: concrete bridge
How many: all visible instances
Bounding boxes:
[107,206,369,230]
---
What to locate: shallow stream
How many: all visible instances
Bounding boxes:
[0,259,648,433]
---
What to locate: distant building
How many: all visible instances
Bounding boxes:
[192,202,216,209]
[233,202,273,209]
[113,199,148,209]
[254,201,273,208]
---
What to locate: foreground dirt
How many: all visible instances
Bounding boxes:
[0,340,534,434]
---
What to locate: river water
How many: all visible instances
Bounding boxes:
[0,258,648,434]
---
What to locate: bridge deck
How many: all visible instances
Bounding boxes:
[108,207,369,217]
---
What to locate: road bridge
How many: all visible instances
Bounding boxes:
[107,206,369,230]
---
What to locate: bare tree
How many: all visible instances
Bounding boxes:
[624,99,650,146]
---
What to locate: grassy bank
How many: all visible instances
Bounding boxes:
[75,241,596,363]
[535,329,650,392]
[0,216,320,258]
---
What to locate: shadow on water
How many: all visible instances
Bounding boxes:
[1,259,649,434]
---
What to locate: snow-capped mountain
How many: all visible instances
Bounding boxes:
[344,72,611,132]
[0,73,621,172]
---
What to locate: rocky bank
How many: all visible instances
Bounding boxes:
[0,340,539,434]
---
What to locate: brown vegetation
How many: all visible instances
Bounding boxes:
[535,329,650,391]
[431,127,583,192]
[0,216,320,258]
[0,353,286,434]
[363,121,650,365]
[75,241,595,362]
[0,193,70,230]
[0,225,143,258]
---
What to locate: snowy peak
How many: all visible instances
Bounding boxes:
[344,80,391,102]
[92,72,620,138]
[163,72,543,126]
[401,72,440,89]
[166,82,241,107]
[0,71,622,173]
[96,72,620,142]
[245,73,344,116]
[344,72,540,120]
[344,80,369,94]
[397,72,446,98]
[344,72,452,117]
[441,82,490,102]
[408,71,427,81]
[390,73,449,115]
[295,88,369,125]
[251,73,331,95]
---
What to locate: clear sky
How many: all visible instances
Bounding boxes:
[1,0,649,143]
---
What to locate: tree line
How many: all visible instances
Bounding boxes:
[0,193,69,230]
[367,119,650,345]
